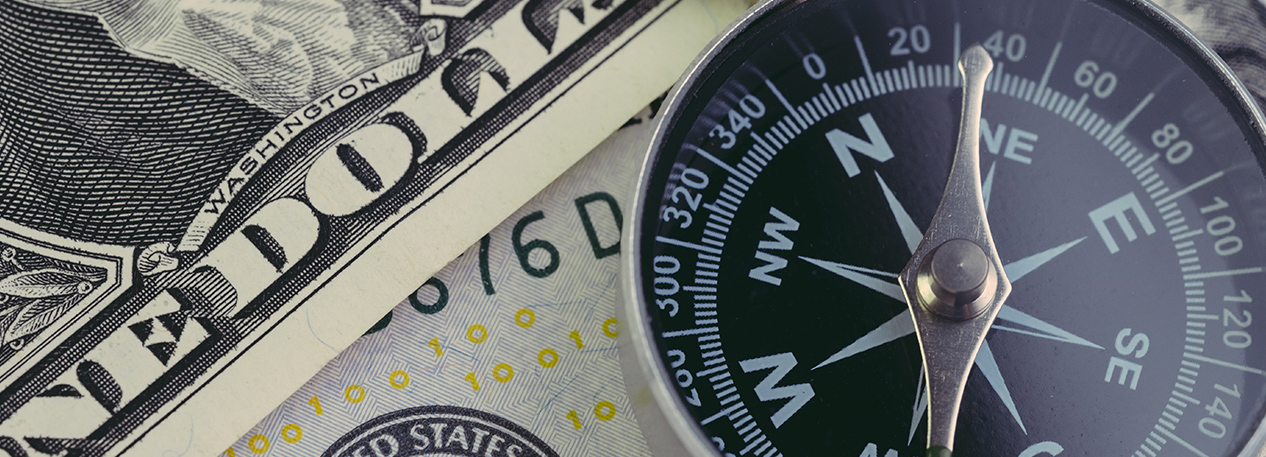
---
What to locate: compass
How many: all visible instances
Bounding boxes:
[619,0,1266,456]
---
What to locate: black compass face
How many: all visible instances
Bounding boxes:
[632,0,1266,456]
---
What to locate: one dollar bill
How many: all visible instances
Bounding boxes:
[228,105,660,457]
[0,0,746,455]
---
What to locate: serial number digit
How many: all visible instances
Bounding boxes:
[468,324,489,343]
[345,384,365,404]
[248,435,270,454]
[493,363,515,383]
[390,370,410,389]
[516,308,536,328]
[512,211,561,278]
[538,348,559,368]
[594,401,617,421]
[478,234,496,295]
[307,396,324,415]
[281,424,302,444]
[603,318,619,338]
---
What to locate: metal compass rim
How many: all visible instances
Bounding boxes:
[620,0,1266,455]
[620,0,799,455]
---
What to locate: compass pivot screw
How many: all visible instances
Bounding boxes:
[917,238,996,320]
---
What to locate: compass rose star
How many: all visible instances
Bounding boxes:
[801,173,1100,436]
[799,239,1098,436]
[983,161,997,211]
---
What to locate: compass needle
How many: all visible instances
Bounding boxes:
[626,1,1266,456]
[896,44,1009,456]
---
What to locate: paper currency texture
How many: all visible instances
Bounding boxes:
[231,105,659,457]
[0,0,747,455]
[230,3,1266,457]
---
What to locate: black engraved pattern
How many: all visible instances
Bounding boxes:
[0,244,107,364]
[0,2,278,246]
[336,144,386,192]
[75,361,122,413]
[242,225,288,273]
[523,0,587,52]
[442,48,514,115]
[0,0,675,453]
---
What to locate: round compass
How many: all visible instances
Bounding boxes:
[620,0,1266,456]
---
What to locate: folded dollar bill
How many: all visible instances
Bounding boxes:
[0,0,746,455]
[230,103,660,457]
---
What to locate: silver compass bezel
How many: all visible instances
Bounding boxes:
[618,2,794,456]
[618,0,1266,455]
